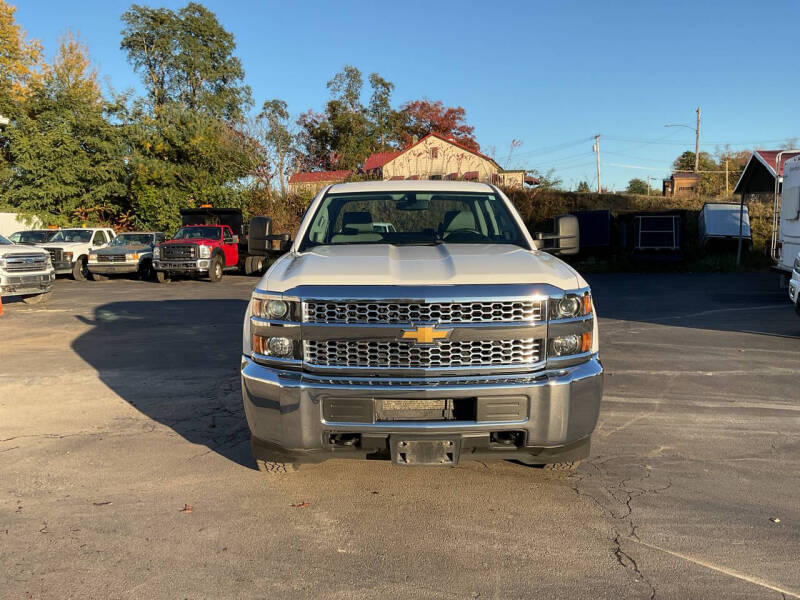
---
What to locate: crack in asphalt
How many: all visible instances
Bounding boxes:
[570,458,671,599]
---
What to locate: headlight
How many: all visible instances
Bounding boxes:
[794,257,800,272]
[252,335,294,358]
[153,246,160,259]
[64,251,73,261]
[0,256,6,268]
[88,253,98,263]
[252,298,293,320]
[550,292,592,319]
[549,333,592,357]
[198,245,211,258]
[45,254,52,266]
[127,253,139,261]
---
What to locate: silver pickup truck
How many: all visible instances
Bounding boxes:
[241,181,603,472]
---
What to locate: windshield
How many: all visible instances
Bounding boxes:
[299,191,528,250]
[0,234,11,245]
[10,230,57,244]
[50,229,93,243]
[173,226,221,240]
[111,234,153,247]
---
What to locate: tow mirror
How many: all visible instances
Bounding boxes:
[535,214,580,255]
[232,235,239,244]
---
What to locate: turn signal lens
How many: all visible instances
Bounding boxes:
[581,294,592,316]
[580,332,592,353]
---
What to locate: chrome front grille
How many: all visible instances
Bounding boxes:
[98,254,126,263]
[47,248,63,262]
[162,245,197,260]
[4,254,48,273]
[303,339,541,369]
[303,300,542,324]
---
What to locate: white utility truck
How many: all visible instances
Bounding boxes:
[0,234,55,303]
[40,227,116,280]
[241,181,602,473]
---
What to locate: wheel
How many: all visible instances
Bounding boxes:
[542,461,581,472]
[138,260,155,281]
[256,458,296,474]
[21,292,50,305]
[156,271,171,284]
[244,255,254,275]
[90,272,109,281]
[208,256,223,282]
[250,256,264,276]
[72,257,88,281]
[252,439,296,474]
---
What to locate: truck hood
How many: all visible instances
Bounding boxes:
[93,244,151,255]
[264,244,581,292]
[0,245,49,258]
[40,241,87,250]
[162,239,217,245]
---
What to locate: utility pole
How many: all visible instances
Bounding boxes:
[694,106,701,172]
[593,135,601,193]
[725,159,729,196]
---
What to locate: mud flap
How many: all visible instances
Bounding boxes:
[390,436,461,466]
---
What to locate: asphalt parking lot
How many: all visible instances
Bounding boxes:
[2,272,799,599]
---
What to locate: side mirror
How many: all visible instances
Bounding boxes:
[232,235,239,244]
[534,214,580,255]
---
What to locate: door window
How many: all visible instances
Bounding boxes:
[92,231,107,245]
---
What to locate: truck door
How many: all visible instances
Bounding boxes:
[221,227,238,266]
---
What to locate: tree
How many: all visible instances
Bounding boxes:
[4,32,127,224]
[398,99,479,151]
[626,178,649,194]
[294,65,375,171]
[120,2,252,121]
[0,0,42,110]
[122,103,260,231]
[257,99,295,196]
[576,180,591,193]
[367,73,399,150]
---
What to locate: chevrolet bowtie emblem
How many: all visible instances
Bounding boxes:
[401,325,452,345]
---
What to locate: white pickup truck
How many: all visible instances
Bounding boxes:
[0,233,55,303]
[40,227,116,280]
[241,181,603,472]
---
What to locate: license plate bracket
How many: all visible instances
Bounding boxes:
[390,437,461,466]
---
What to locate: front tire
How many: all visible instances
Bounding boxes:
[252,440,296,474]
[90,272,109,281]
[21,292,50,305]
[208,256,223,283]
[542,461,581,472]
[72,257,88,281]
[156,271,171,284]
[138,260,155,281]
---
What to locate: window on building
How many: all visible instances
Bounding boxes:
[678,186,696,192]
[430,147,439,159]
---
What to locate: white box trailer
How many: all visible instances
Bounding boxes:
[699,203,751,251]
[778,156,800,273]
[0,212,41,236]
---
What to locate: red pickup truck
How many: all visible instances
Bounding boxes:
[152,224,238,283]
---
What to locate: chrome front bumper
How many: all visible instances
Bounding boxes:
[241,356,603,463]
[153,259,210,273]
[790,269,800,314]
[0,271,55,297]
[89,262,140,275]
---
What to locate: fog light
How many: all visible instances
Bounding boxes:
[551,334,581,356]
[267,336,293,357]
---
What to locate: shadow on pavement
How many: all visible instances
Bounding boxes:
[587,273,799,337]
[71,298,254,468]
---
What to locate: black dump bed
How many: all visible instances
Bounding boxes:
[179,208,244,237]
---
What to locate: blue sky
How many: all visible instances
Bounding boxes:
[14,0,800,189]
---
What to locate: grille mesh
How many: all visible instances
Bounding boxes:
[97,254,127,263]
[47,248,63,262]
[304,339,541,369]
[303,301,542,324]
[162,245,197,260]
[4,255,48,272]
